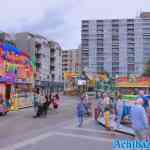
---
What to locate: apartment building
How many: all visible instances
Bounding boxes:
[48,41,62,82]
[62,49,81,73]
[81,12,150,77]
[15,32,50,92]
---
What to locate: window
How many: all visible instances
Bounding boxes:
[112,57,119,61]
[82,39,88,44]
[82,44,88,48]
[127,29,134,32]
[128,64,135,72]
[112,19,119,22]
[97,34,104,38]
[96,20,103,23]
[127,19,134,22]
[127,33,134,36]
[97,57,104,61]
[127,53,135,57]
[112,53,119,57]
[128,57,135,63]
[112,67,119,72]
[97,39,103,45]
[112,28,119,32]
[112,62,119,67]
[112,49,119,53]
[143,28,150,33]
[97,48,104,52]
[112,24,119,28]
[82,29,89,33]
[82,34,89,39]
[82,25,88,28]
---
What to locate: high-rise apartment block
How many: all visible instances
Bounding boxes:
[81,12,150,77]
[62,49,81,73]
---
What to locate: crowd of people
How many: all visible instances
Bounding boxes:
[77,90,150,140]
[32,89,60,118]
[95,90,150,139]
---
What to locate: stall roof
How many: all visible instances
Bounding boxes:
[116,83,150,88]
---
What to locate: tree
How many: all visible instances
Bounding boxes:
[143,60,150,76]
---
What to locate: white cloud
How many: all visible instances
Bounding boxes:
[0,0,149,48]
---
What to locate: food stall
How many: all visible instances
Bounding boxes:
[0,43,36,113]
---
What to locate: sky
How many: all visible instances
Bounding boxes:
[0,0,150,49]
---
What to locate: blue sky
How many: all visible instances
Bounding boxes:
[0,0,149,49]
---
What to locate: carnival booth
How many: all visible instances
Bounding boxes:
[0,43,36,113]
[116,76,150,96]
[96,76,150,135]
[64,72,80,96]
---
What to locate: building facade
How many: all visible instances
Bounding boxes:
[0,32,15,44]
[16,32,50,92]
[62,49,81,74]
[48,41,62,82]
[81,12,150,77]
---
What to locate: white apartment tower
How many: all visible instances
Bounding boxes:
[81,12,150,77]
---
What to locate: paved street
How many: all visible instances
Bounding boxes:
[0,96,130,150]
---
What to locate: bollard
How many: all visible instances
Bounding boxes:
[105,110,110,129]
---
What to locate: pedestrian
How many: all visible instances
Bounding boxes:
[49,93,52,103]
[76,97,86,127]
[130,98,149,140]
[101,93,111,116]
[43,95,50,117]
[32,90,39,114]
[139,90,150,112]
[52,95,59,111]
[55,93,60,101]
[116,95,124,128]
[33,90,43,118]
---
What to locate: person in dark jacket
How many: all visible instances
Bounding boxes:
[43,95,50,116]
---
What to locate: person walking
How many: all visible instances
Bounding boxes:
[76,98,86,127]
[43,95,50,117]
[116,95,124,128]
[139,90,150,112]
[130,98,149,140]
[33,90,43,118]
[32,90,39,114]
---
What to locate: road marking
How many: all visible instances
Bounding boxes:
[64,118,94,128]
[1,131,112,150]
[54,132,112,142]
[63,127,124,136]
[1,132,54,150]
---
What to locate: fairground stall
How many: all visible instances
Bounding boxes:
[116,76,150,99]
[64,71,80,96]
[0,43,36,112]
[95,76,150,136]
